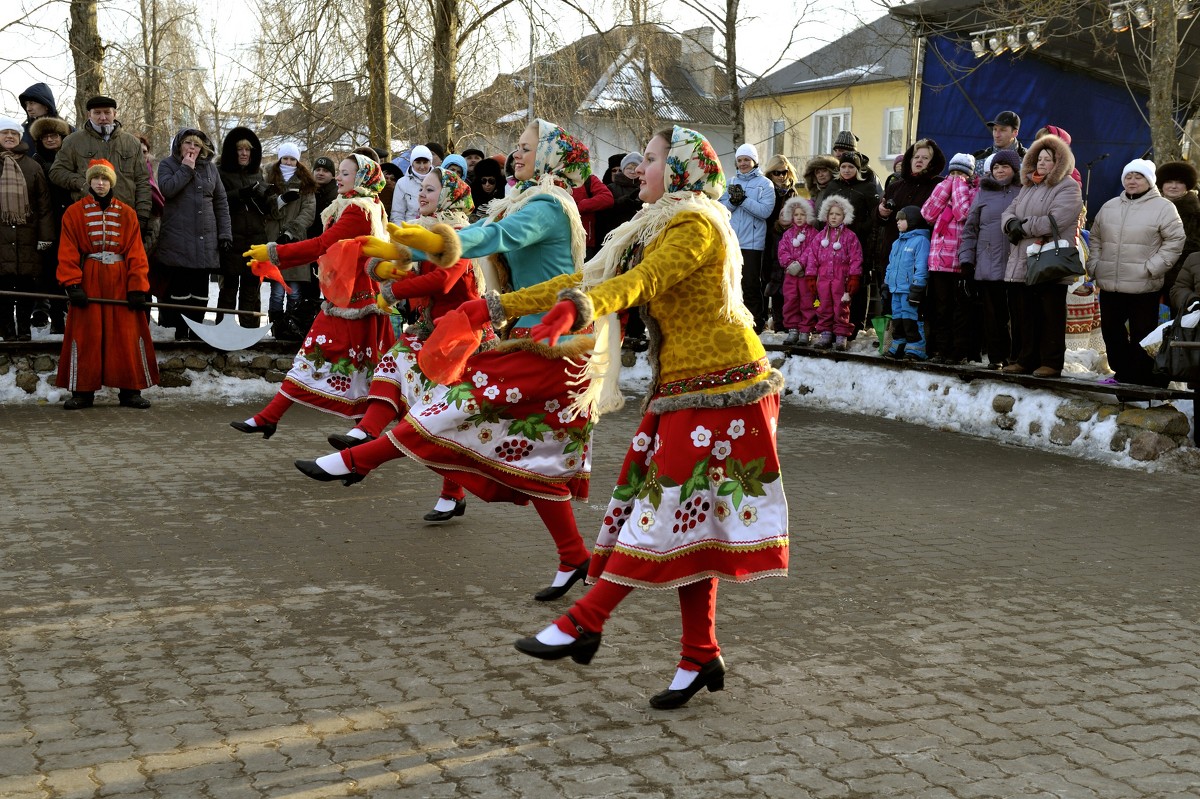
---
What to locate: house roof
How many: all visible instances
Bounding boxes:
[890,0,1200,100]
[458,24,731,134]
[745,15,914,99]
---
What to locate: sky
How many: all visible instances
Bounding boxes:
[0,0,889,120]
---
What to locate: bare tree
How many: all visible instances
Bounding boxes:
[68,0,105,121]
[366,0,390,153]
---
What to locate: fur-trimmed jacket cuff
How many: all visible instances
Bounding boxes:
[366,254,413,282]
[266,241,280,266]
[555,286,594,332]
[484,291,507,327]
[425,223,463,268]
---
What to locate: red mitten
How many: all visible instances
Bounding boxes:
[529,299,577,346]
[457,298,492,330]
[846,275,861,295]
[805,275,818,295]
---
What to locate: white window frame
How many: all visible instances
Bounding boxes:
[813,108,852,156]
[883,107,906,160]
[770,119,787,156]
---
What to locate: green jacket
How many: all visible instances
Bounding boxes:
[49,120,151,219]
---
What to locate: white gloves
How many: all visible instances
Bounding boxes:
[37,241,52,251]
[841,292,851,303]
[786,261,803,277]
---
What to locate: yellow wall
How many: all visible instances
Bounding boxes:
[744,79,918,172]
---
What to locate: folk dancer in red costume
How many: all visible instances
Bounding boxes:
[230,154,395,437]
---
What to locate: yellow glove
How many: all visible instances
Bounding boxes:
[375,293,396,313]
[373,260,410,281]
[389,221,445,255]
[358,235,405,261]
[243,243,269,265]
[386,222,406,242]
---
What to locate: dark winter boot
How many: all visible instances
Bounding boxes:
[64,391,95,410]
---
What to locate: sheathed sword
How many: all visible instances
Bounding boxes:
[0,290,274,351]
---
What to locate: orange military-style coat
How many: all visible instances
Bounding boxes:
[56,193,159,392]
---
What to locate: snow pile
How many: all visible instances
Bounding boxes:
[3,322,1192,471]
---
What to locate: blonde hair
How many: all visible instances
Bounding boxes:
[763,154,795,184]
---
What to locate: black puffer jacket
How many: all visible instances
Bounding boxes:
[877,140,946,267]
[0,143,54,277]
[217,127,270,246]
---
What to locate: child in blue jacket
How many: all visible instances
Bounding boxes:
[884,205,931,359]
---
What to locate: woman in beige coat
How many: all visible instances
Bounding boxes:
[1000,134,1083,377]
[1090,159,1185,386]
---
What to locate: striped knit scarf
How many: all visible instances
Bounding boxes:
[0,150,31,225]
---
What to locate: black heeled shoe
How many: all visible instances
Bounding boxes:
[533,558,590,601]
[230,420,277,439]
[513,613,601,665]
[294,459,364,486]
[648,655,726,710]
[327,431,375,451]
[423,498,466,522]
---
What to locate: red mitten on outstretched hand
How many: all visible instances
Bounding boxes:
[846,275,861,295]
[455,298,492,330]
[529,300,577,346]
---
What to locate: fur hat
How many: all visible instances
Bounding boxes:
[30,116,69,139]
[0,117,21,133]
[779,196,814,227]
[735,143,759,164]
[833,131,859,152]
[620,152,643,170]
[896,204,929,231]
[85,158,117,185]
[989,149,1022,173]
[947,152,976,176]
[817,194,855,226]
[1156,160,1199,192]
[1122,158,1156,186]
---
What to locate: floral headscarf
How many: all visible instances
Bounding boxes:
[434,167,474,217]
[517,118,592,191]
[345,153,386,198]
[663,125,725,199]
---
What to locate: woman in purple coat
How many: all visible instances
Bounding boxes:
[957,149,1021,368]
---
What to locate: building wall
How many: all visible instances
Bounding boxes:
[743,79,917,173]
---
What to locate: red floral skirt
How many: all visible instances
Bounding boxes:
[588,392,789,590]
[384,343,592,504]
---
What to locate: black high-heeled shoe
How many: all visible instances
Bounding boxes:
[648,655,726,710]
[294,459,364,486]
[423,498,466,522]
[327,431,375,451]
[230,420,277,440]
[533,558,589,602]
[513,613,601,665]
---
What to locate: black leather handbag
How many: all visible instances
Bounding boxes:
[1025,214,1085,286]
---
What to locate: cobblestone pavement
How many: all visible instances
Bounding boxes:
[3,396,1200,799]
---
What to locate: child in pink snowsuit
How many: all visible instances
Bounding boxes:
[808,194,863,350]
[777,196,819,345]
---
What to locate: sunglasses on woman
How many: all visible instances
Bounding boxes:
[481,177,497,184]
[769,170,788,177]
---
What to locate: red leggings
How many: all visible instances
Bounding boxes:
[356,398,398,438]
[338,431,587,567]
[254,392,294,425]
[556,577,720,669]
